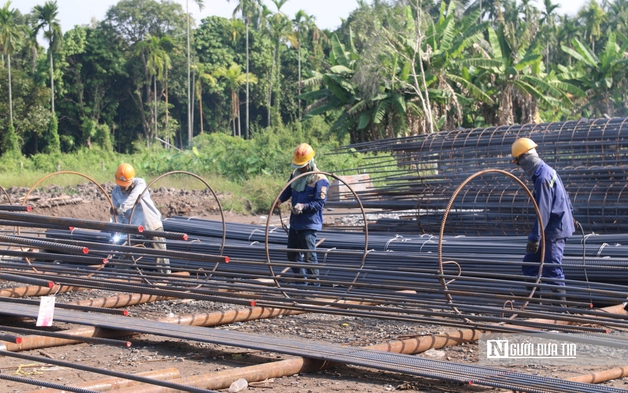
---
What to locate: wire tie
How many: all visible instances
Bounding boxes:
[248,228,261,242]
[322,247,336,264]
[419,238,435,252]
[384,234,403,251]
[596,243,608,257]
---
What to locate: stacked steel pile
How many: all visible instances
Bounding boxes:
[328,117,628,235]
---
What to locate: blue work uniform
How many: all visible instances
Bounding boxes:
[522,161,575,286]
[279,171,330,284]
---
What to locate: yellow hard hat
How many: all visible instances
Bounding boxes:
[511,138,538,159]
[115,163,135,187]
[292,143,315,168]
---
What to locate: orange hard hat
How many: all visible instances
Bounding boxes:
[115,163,135,187]
[292,143,315,168]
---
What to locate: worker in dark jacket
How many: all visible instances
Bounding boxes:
[279,143,330,286]
[511,138,575,302]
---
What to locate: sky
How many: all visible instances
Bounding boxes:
[15,0,590,35]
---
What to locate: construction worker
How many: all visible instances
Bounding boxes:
[279,143,330,286]
[511,138,574,303]
[110,163,171,274]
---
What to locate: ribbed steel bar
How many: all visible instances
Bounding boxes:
[0,234,88,254]
[0,248,108,265]
[0,325,132,347]
[0,374,100,393]
[2,215,628,334]
[0,211,146,235]
[0,273,53,288]
[0,296,128,315]
[0,205,31,212]
[0,350,219,393]
[1,302,626,393]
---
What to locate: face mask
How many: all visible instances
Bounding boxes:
[516,149,541,179]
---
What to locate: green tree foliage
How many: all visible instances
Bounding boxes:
[105,0,186,148]
[5,0,628,160]
[44,112,60,153]
[57,25,125,151]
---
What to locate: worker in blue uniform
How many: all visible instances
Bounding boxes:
[511,138,575,303]
[279,143,330,286]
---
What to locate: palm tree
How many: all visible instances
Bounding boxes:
[191,62,216,134]
[539,0,560,68]
[228,0,260,139]
[268,0,292,127]
[137,35,173,144]
[292,10,314,121]
[186,0,204,148]
[256,4,274,126]
[578,0,607,52]
[213,63,258,137]
[33,0,62,114]
[0,1,22,130]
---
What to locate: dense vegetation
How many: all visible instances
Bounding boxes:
[0,0,627,211]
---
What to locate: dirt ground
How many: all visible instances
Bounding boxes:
[0,184,627,393]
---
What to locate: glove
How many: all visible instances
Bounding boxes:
[526,240,540,254]
[109,206,120,216]
[292,203,305,215]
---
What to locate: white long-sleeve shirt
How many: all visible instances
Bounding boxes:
[111,178,163,231]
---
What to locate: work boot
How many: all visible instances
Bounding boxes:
[552,288,567,308]
[540,288,567,308]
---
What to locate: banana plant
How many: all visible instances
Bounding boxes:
[559,33,628,118]
[474,17,575,125]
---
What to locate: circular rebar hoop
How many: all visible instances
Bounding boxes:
[128,171,226,281]
[438,169,546,323]
[21,171,116,275]
[265,171,369,302]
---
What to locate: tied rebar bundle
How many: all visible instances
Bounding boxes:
[328,117,628,235]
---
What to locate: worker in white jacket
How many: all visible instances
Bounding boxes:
[111,163,170,274]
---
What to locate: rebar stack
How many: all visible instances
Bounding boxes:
[328,117,628,235]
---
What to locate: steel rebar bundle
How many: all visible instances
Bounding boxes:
[327,117,628,235]
[0,216,626,335]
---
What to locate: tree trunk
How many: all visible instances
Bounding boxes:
[268,46,277,128]
[154,76,158,142]
[497,84,514,125]
[165,69,169,148]
[232,89,237,137]
[49,44,54,114]
[298,43,302,121]
[199,86,204,134]
[8,54,13,127]
[187,0,192,147]
[246,20,250,139]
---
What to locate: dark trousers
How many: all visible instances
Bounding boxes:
[287,228,320,284]
[522,237,566,286]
